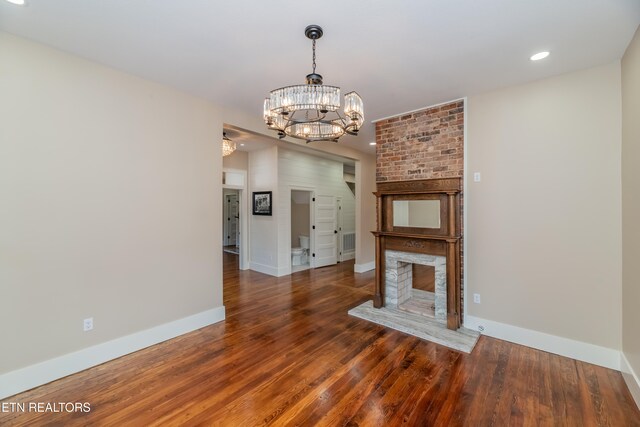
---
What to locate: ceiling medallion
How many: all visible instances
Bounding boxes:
[263,25,364,143]
[222,132,236,157]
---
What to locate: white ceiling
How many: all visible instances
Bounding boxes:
[224,125,357,169]
[1,0,639,154]
[224,126,275,153]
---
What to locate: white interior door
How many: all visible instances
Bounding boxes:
[337,197,343,262]
[314,195,337,268]
[226,194,238,246]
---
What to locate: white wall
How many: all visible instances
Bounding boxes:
[0,32,224,380]
[223,150,248,171]
[248,146,279,275]
[622,26,640,405]
[355,154,377,271]
[466,62,622,352]
[214,106,377,270]
[277,148,356,275]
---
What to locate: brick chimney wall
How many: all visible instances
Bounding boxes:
[375,99,465,317]
[375,100,464,182]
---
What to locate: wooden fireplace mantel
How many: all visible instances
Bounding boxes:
[372,178,462,330]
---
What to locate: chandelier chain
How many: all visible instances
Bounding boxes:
[312,39,316,74]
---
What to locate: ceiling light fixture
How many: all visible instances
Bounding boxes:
[530,51,550,61]
[222,132,236,157]
[5,0,26,4]
[263,25,363,143]
[369,142,376,146]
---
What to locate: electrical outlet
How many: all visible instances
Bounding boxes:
[83,317,93,332]
[473,172,481,182]
[473,293,481,304]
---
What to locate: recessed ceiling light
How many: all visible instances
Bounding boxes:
[240,143,245,146]
[530,51,550,61]
[369,142,376,146]
[5,0,26,5]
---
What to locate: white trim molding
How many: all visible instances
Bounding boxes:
[277,266,292,277]
[223,168,249,271]
[341,252,356,262]
[621,353,640,409]
[354,261,375,273]
[371,97,466,123]
[462,96,468,327]
[464,315,620,370]
[0,306,226,400]
[250,261,279,277]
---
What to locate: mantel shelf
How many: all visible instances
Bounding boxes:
[373,190,460,196]
[372,231,461,241]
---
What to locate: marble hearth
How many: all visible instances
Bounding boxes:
[385,250,446,322]
[349,248,479,353]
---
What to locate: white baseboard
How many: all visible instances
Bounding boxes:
[341,251,355,262]
[276,266,291,277]
[464,315,620,370]
[250,261,278,276]
[621,353,640,409]
[354,261,375,273]
[0,306,226,400]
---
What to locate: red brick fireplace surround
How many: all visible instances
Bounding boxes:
[374,99,465,317]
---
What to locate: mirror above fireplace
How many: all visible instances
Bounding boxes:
[392,200,441,229]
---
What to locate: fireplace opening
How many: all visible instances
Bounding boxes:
[412,264,435,292]
[385,250,446,324]
[398,264,437,320]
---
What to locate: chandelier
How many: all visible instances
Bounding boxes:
[263,25,364,143]
[222,132,236,156]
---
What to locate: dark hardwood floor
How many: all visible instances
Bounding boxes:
[1,253,639,426]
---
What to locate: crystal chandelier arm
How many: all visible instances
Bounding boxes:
[287,109,329,124]
[344,91,364,131]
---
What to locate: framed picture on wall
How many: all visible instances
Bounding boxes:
[252,191,272,216]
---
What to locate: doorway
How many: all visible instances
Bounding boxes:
[222,168,248,270]
[223,189,240,255]
[291,190,312,273]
